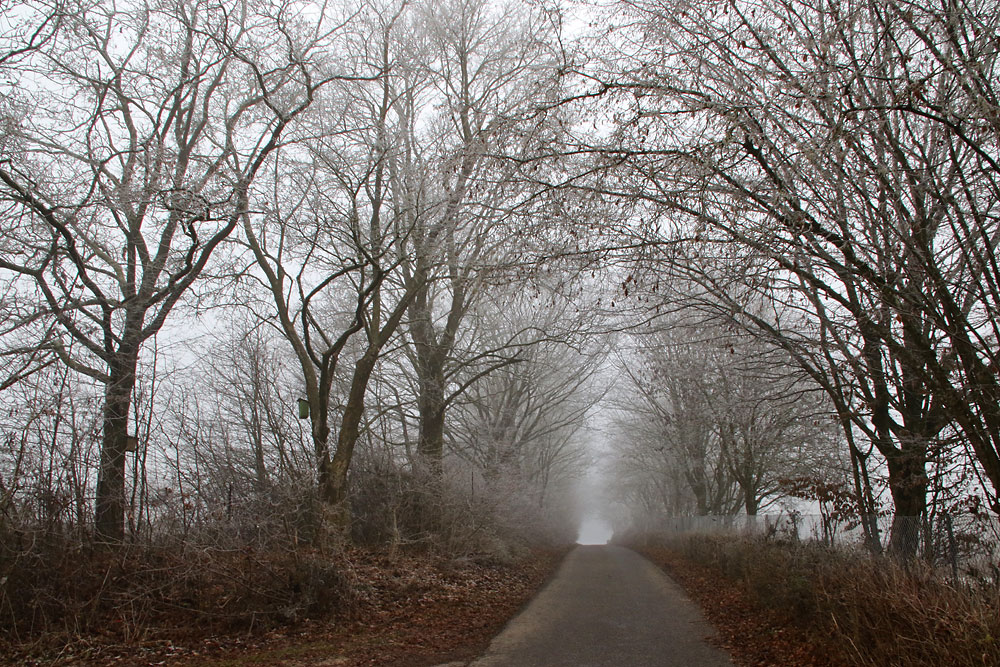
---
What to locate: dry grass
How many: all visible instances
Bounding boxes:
[656,534,1000,667]
[0,529,356,647]
[0,514,569,666]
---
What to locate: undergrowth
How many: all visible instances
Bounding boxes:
[0,528,357,645]
[660,534,1000,667]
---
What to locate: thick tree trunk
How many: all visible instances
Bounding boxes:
[94,352,139,542]
[409,272,466,483]
[312,363,336,505]
[325,348,381,532]
[416,366,446,477]
[315,422,335,503]
[414,366,447,533]
[690,479,708,516]
[885,448,928,558]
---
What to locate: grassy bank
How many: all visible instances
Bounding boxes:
[0,532,566,666]
[636,534,1000,667]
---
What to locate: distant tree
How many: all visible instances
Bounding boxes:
[614,313,838,518]
[614,338,741,517]
[203,319,308,495]
[448,295,602,508]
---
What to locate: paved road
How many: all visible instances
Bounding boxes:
[466,545,734,667]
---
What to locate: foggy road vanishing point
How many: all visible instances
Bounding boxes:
[461,545,734,667]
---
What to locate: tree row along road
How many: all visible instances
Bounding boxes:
[455,545,734,667]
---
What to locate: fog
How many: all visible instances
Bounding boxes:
[576,517,614,545]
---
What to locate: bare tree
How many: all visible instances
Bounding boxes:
[614,338,741,517]
[401,0,570,479]
[0,0,64,391]
[0,361,100,532]
[448,295,602,509]
[240,0,430,530]
[204,318,307,494]
[613,311,837,519]
[579,0,1000,554]
[0,0,344,540]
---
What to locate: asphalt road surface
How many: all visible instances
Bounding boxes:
[465,545,734,667]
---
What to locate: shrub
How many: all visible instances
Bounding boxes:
[0,526,357,642]
[659,533,1000,667]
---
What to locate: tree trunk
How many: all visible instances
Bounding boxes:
[687,471,709,515]
[416,366,446,477]
[326,348,381,533]
[315,421,335,503]
[413,365,447,533]
[845,422,882,553]
[885,448,928,558]
[409,269,466,483]
[94,352,139,542]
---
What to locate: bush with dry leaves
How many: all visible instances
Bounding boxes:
[651,534,1000,667]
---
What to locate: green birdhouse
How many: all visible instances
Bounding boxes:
[297,398,310,419]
